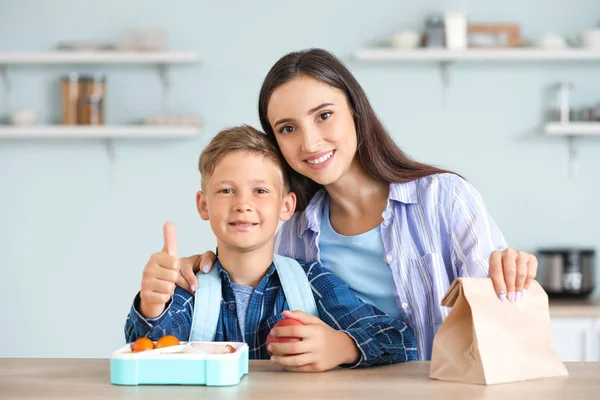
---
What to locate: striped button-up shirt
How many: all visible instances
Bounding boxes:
[125,259,417,367]
[274,173,507,360]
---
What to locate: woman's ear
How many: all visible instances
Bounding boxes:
[196,191,210,220]
[279,191,297,221]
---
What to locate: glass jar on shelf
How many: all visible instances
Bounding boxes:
[78,95,104,125]
[61,72,80,125]
[78,73,106,125]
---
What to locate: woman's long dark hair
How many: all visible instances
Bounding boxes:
[258,48,456,211]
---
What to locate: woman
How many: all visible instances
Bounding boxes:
[176,48,538,361]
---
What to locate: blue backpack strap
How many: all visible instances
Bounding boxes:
[189,265,222,342]
[273,254,319,317]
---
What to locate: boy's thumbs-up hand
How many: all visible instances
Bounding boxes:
[139,222,181,319]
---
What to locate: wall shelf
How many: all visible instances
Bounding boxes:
[354,48,600,106]
[544,122,600,180]
[0,51,200,65]
[545,122,600,136]
[0,125,201,139]
[354,48,600,62]
[0,50,201,145]
[355,47,600,180]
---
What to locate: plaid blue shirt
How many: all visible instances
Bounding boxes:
[125,259,417,368]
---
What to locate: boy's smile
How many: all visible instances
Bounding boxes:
[229,220,259,231]
[197,150,296,255]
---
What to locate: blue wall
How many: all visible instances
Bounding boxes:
[1,0,599,357]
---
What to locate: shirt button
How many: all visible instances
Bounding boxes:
[401,302,409,310]
[382,220,391,227]
[385,254,393,263]
[229,304,236,310]
[369,350,376,356]
[382,210,392,220]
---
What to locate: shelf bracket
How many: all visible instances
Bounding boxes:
[1,64,11,116]
[439,61,451,107]
[567,135,581,180]
[106,138,117,161]
[105,138,117,182]
[158,64,171,115]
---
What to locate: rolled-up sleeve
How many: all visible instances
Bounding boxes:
[448,177,508,278]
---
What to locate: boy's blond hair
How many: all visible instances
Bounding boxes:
[199,125,290,191]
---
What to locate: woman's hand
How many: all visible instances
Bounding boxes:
[267,310,359,372]
[175,251,217,293]
[489,248,538,302]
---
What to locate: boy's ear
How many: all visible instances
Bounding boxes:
[279,191,296,221]
[196,191,210,221]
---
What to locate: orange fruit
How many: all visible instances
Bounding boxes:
[155,335,180,349]
[131,337,155,352]
[266,318,303,356]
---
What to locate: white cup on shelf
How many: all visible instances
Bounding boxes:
[580,28,600,48]
[444,12,468,50]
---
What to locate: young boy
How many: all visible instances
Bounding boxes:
[125,125,417,371]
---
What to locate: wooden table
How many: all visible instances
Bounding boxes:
[1,359,598,399]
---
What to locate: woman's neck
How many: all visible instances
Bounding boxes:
[325,158,389,219]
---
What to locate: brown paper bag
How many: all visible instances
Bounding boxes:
[429,278,568,385]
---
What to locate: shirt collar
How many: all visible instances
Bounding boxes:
[215,258,277,285]
[388,181,418,205]
[297,188,328,237]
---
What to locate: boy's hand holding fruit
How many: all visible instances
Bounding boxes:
[267,310,360,372]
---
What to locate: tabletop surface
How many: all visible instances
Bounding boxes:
[1,359,598,399]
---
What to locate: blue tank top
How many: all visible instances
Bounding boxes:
[319,199,402,320]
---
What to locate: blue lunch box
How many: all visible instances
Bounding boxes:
[110,341,249,386]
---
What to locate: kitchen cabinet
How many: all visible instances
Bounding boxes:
[548,300,600,361]
[595,319,600,361]
[550,317,597,361]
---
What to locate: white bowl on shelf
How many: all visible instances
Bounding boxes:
[534,34,567,49]
[10,110,39,126]
[389,31,421,49]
